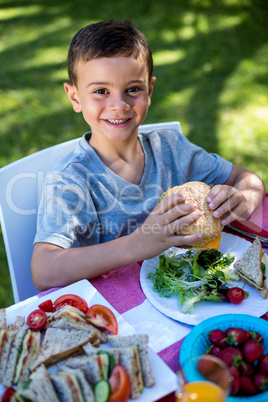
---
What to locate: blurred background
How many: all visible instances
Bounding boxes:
[0,0,267,307]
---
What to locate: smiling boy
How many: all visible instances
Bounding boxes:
[31,20,265,291]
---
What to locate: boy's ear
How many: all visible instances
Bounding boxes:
[64,82,82,113]
[148,76,156,106]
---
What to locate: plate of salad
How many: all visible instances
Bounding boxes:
[140,232,268,325]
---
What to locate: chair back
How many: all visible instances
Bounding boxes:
[0,122,181,303]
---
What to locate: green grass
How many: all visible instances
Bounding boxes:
[0,0,267,307]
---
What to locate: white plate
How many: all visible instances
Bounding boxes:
[140,232,268,326]
[1,279,178,402]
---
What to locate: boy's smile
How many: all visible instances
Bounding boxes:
[64,56,156,150]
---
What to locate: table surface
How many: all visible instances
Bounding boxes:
[6,195,268,402]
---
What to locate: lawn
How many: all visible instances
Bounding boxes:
[0,0,267,307]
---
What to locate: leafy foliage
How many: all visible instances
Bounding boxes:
[148,248,237,313]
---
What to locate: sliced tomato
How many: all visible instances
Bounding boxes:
[1,387,16,402]
[87,304,118,335]
[227,287,246,304]
[38,299,53,312]
[76,304,88,314]
[109,364,131,401]
[53,294,88,311]
[27,309,47,330]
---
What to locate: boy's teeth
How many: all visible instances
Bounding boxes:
[108,119,128,124]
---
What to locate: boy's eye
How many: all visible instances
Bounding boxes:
[94,88,108,95]
[127,86,141,93]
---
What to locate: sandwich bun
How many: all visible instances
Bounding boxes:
[163,181,223,249]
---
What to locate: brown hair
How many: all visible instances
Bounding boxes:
[67,19,153,86]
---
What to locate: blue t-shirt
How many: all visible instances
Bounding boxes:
[34,127,232,248]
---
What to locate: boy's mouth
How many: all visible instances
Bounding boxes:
[105,118,130,125]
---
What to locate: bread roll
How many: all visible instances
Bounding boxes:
[163,181,223,248]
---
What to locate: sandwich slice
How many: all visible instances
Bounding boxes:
[116,345,144,399]
[108,334,155,388]
[0,308,6,329]
[0,329,16,383]
[14,329,41,386]
[15,364,60,402]
[63,355,102,385]
[47,305,107,345]
[59,366,95,402]
[50,371,85,402]
[163,181,223,249]
[2,327,28,387]
[30,327,93,371]
[234,237,268,298]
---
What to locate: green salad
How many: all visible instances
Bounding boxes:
[147,249,240,313]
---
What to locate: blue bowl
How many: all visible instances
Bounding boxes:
[180,314,268,402]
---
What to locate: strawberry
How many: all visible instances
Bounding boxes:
[248,330,263,345]
[239,376,257,395]
[239,361,255,377]
[260,312,268,321]
[209,329,228,347]
[242,341,264,363]
[258,355,268,374]
[218,347,243,367]
[229,366,240,395]
[208,345,221,357]
[254,372,268,392]
[225,327,250,346]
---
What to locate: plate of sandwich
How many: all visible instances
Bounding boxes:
[0,279,178,401]
[140,183,268,326]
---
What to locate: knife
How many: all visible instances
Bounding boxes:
[227,224,268,245]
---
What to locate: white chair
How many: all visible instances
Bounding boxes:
[0,122,181,303]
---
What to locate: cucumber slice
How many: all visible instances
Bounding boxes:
[94,379,110,402]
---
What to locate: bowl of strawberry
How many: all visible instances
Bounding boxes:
[180,313,268,401]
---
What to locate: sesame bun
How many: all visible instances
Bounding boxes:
[163,181,223,248]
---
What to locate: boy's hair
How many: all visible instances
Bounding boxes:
[67,19,153,87]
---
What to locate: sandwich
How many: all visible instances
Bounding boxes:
[58,366,95,402]
[115,345,144,399]
[63,355,103,385]
[0,329,16,383]
[1,328,40,387]
[2,327,28,387]
[47,305,107,345]
[108,334,155,388]
[50,371,85,402]
[14,329,41,386]
[0,308,6,329]
[234,237,268,298]
[162,181,223,249]
[15,364,60,402]
[30,327,93,371]
[83,342,120,361]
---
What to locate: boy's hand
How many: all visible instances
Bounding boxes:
[207,184,251,225]
[132,193,202,261]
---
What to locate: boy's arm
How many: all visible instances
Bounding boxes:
[207,164,266,225]
[31,194,202,291]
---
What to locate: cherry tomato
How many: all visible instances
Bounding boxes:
[109,364,131,401]
[87,304,118,335]
[1,387,16,402]
[227,287,246,304]
[27,309,47,330]
[38,299,53,312]
[53,294,88,311]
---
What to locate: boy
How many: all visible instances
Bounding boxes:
[31,20,265,291]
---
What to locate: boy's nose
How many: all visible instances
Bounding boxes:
[108,95,131,112]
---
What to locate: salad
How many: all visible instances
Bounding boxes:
[147,249,246,313]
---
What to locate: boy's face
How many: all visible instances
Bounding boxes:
[64,56,156,145]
